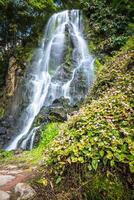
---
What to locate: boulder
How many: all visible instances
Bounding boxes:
[0,175,15,187]
[0,190,10,200]
[0,127,7,135]
[0,115,15,149]
[14,183,36,200]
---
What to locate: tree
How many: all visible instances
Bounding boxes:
[0,0,57,89]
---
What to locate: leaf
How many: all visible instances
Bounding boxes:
[37,178,48,186]
[103,157,108,166]
[114,153,125,161]
[56,176,62,184]
[71,156,78,163]
[106,151,113,159]
[88,164,92,171]
[92,159,98,171]
[99,150,104,157]
[110,160,115,167]
[67,157,71,164]
[129,163,134,173]
[78,156,84,163]
[42,179,48,186]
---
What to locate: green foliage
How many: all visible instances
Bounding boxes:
[111,0,134,19]
[94,58,103,74]
[27,39,133,199]
[0,149,13,160]
[88,41,96,53]
[81,0,133,57]
[60,0,80,8]
[0,0,58,90]
[84,172,131,200]
[39,123,60,148]
[122,36,134,51]
[41,45,134,199]
[28,0,56,11]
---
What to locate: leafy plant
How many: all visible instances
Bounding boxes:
[43,45,134,191]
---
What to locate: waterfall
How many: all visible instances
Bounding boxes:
[6,10,94,151]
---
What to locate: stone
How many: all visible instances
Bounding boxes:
[14,183,36,200]
[0,175,15,187]
[0,170,23,175]
[0,127,7,135]
[6,165,17,170]
[0,190,10,200]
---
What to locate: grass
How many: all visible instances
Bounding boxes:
[0,122,61,167]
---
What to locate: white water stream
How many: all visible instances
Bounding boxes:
[6,10,94,151]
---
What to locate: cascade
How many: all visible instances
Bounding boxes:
[6,10,94,151]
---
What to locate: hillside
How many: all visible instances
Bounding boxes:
[30,39,134,200]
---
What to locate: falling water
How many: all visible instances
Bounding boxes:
[6,10,94,151]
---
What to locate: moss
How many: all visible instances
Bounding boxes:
[20,122,60,165]
[0,122,60,166]
[88,41,96,53]
[94,58,103,74]
[0,149,14,161]
[122,36,134,51]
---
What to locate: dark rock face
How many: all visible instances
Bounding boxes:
[0,56,26,149]
[0,127,7,135]
[34,97,78,125]
[0,115,15,149]
[32,97,79,148]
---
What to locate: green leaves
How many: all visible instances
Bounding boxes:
[106,151,113,159]
[110,160,115,167]
[99,150,104,157]
[0,0,58,90]
[92,159,99,171]
[56,176,62,184]
[44,49,134,183]
[81,0,132,58]
[27,0,56,11]
[129,162,134,173]
[0,0,6,5]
